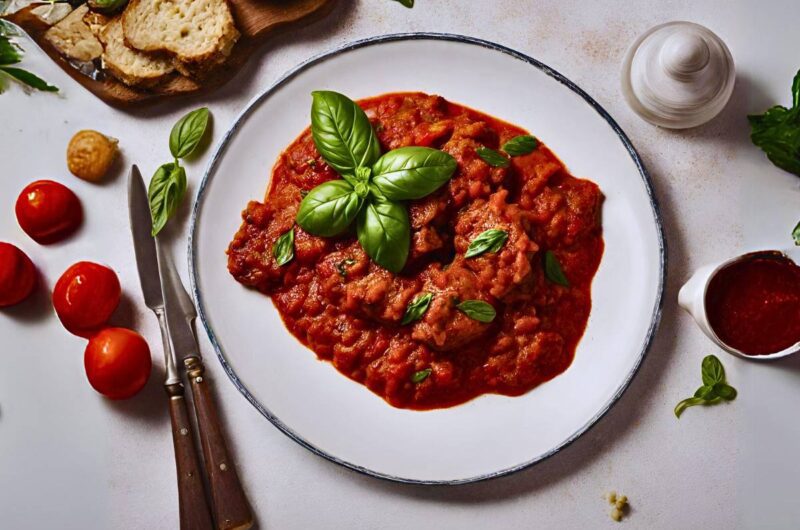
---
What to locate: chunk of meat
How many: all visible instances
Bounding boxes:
[454,190,539,298]
[411,262,493,351]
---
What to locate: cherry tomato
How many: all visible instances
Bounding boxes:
[84,327,151,400]
[0,242,37,307]
[15,180,82,244]
[53,261,120,336]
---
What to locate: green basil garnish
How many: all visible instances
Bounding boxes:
[296,91,457,272]
[297,180,364,237]
[748,69,800,177]
[793,220,800,245]
[401,292,433,325]
[310,91,381,182]
[356,199,410,273]
[543,250,569,287]
[148,162,187,236]
[336,258,357,278]
[371,146,457,200]
[273,228,294,266]
[674,355,737,418]
[465,229,508,258]
[0,23,57,93]
[149,107,211,235]
[411,368,431,383]
[456,300,496,322]
[169,107,210,159]
[701,354,725,386]
[476,146,510,168]
[502,135,538,156]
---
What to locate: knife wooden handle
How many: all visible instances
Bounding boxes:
[185,357,254,530]
[165,382,215,530]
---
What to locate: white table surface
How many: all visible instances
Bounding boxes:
[2,1,799,528]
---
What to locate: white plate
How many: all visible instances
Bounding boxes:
[190,34,665,484]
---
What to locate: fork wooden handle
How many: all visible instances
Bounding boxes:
[185,357,254,530]
[166,383,215,530]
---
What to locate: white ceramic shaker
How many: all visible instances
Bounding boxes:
[621,21,735,129]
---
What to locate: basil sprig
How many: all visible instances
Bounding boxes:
[748,69,800,177]
[149,107,210,235]
[465,229,508,258]
[401,292,433,325]
[297,91,457,272]
[543,250,570,287]
[793,220,800,246]
[273,228,294,266]
[456,300,496,322]
[674,355,738,418]
[0,22,57,94]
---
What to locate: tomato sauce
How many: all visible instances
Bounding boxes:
[706,253,800,355]
[228,92,604,409]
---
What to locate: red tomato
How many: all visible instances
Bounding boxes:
[15,180,83,244]
[84,328,152,400]
[0,242,37,307]
[53,261,120,336]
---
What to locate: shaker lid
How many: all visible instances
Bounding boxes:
[622,21,735,129]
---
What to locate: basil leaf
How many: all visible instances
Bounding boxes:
[674,397,705,418]
[713,383,737,401]
[356,198,409,273]
[296,180,363,237]
[502,135,538,156]
[748,69,800,177]
[544,250,570,286]
[793,220,800,246]
[310,91,381,181]
[701,355,725,386]
[169,107,210,159]
[411,368,431,383]
[1,66,58,92]
[465,229,508,258]
[336,258,357,278]
[272,228,294,266]
[392,0,414,7]
[476,146,509,168]
[694,385,717,400]
[371,146,457,200]
[148,162,187,236]
[0,37,21,66]
[456,300,496,322]
[401,292,432,325]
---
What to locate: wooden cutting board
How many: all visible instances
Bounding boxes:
[3,0,336,108]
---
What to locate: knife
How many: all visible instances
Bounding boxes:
[156,222,254,530]
[128,165,214,530]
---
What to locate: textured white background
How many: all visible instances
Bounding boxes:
[1,1,799,528]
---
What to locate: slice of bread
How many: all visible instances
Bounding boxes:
[44,5,104,63]
[121,0,240,73]
[100,16,175,87]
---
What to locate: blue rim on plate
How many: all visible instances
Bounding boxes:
[188,32,667,485]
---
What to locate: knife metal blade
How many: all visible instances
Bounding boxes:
[157,234,202,364]
[128,165,180,385]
